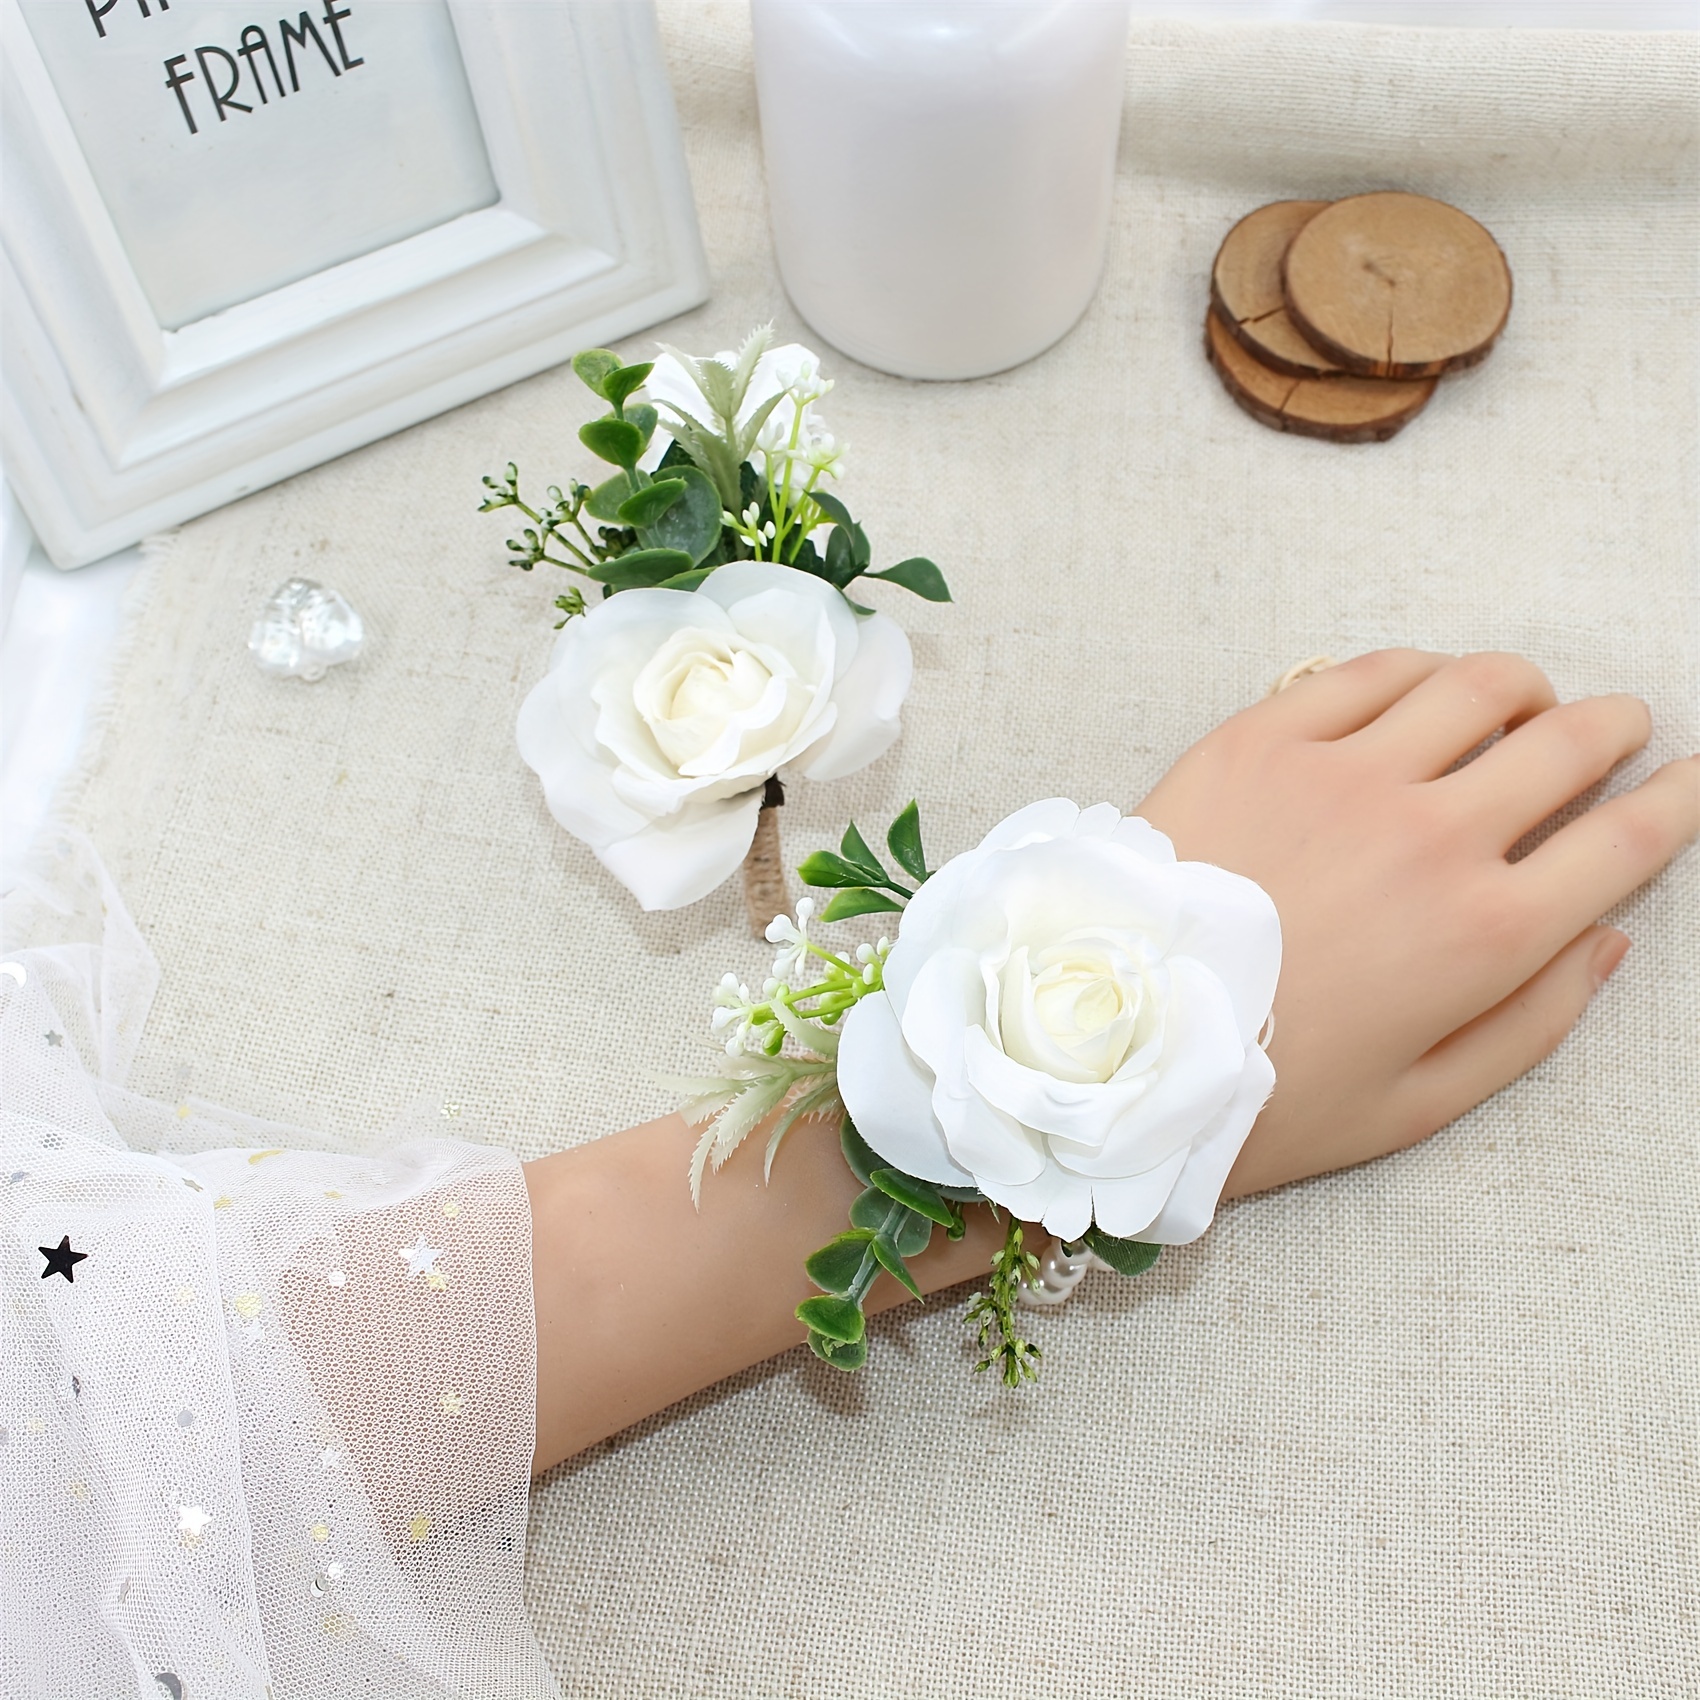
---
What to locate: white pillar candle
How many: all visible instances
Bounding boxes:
[751,0,1131,381]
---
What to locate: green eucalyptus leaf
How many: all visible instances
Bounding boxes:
[839,820,886,881]
[808,1330,868,1370]
[640,465,723,565]
[886,800,928,884]
[824,526,859,588]
[602,362,653,410]
[847,1186,890,1232]
[586,548,695,590]
[626,404,658,457]
[869,1167,958,1230]
[841,1122,881,1188]
[843,595,876,616]
[847,520,871,571]
[870,1236,923,1300]
[1082,1228,1163,1279]
[865,557,952,603]
[788,537,822,575]
[938,1182,985,1203]
[819,888,904,922]
[571,349,622,396]
[850,1190,904,1230]
[798,850,880,889]
[805,1231,876,1295]
[796,1294,865,1344]
[810,489,854,530]
[656,567,716,592]
[586,474,635,522]
[893,1210,933,1258]
[847,1190,932,1259]
[616,479,686,528]
[579,416,643,469]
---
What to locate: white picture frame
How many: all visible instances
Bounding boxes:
[1,0,710,567]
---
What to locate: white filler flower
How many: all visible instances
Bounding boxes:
[837,800,1281,1244]
[517,563,911,910]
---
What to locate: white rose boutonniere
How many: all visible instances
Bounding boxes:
[484,324,949,915]
[515,563,911,911]
[673,797,1281,1386]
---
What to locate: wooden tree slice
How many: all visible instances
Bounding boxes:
[1210,200,1345,377]
[1204,309,1436,443]
[1282,191,1512,378]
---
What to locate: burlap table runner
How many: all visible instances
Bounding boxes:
[53,8,1697,1694]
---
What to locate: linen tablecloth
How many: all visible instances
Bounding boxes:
[46,7,1698,1694]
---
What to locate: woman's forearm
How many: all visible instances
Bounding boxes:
[526,1113,1001,1473]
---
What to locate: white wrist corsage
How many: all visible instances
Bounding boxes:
[485,326,948,917]
[675,798,1281,1385]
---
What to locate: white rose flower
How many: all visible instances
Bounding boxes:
[836,800,1281,1245]
[516,563,912,911]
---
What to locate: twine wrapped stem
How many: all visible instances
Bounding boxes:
[741,776,791,940]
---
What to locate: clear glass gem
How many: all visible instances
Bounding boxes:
[248,578,364,682]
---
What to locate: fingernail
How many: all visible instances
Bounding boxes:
[1592,930,1631,992]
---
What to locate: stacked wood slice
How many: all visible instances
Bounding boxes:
[1206,191,1512,443]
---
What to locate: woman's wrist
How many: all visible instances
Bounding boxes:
[526,1111,998,1473]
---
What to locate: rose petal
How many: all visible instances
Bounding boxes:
[962,1026,1137,1154]
[594,790,764,910]
[881,847,1011,1012]
[889,952,1041,1185]
[1109,814,1178,864]
[1045,957,1243,1176]
[696,559,849,640]
[797,613,912,782]
[517,667,649,847]
[1072,801,1124,839]
[939,1085,1048,1188]
[1086,1144,1192,1239]
[1162,862,1282,1047]
[977,797,1082,852]
[581,595,740,787]
[897,947,986,1092]
[837,992,975,1187]
[976,1164,1094,1243]
[1137,1043,1275,1244]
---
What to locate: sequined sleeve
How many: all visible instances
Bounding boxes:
[2,836,560,1699]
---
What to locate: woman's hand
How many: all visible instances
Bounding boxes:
[1134,649,1699,1197]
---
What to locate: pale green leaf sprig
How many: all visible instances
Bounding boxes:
[665,896,893,1207]
[651,323,788,513]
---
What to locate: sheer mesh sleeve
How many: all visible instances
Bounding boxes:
[1,836,559,1700]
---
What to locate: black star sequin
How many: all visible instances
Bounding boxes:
[38,1236,88,1282]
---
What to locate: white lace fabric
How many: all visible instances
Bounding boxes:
[1,837,559,1700]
